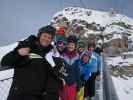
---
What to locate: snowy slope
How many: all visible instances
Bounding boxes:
[0,42,17,84]
[0,42,18,61]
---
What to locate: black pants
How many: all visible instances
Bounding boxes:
[43,92,59,100]
[7,93,58,100]
[7,94,42,100]
[84,73,96,97]
[7,86,59,100]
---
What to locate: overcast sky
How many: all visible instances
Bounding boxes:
[0,0,133,46]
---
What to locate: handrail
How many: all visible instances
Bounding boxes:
[0,77,13,81]
[102,57,119,100]
[0,65,13,71]
[98,54,104,100]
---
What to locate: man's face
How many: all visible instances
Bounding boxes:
[82,55,90,63]
[67,42,76,52]
[39,33,53,47]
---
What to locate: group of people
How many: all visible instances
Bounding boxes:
[1,25,102,100]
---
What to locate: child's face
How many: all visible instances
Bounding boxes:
[57,41,65,51]
[88,47,94,51]
[82,55,90,63]
[78,47,84,53]
[58,46,65,51]
[67,42,76,51]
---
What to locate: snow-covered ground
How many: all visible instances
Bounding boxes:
[112,76,133,100]
[105,51,133,100]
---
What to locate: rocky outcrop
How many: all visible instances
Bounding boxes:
[109,64,133,79]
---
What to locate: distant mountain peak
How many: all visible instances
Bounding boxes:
[51,7,133,43]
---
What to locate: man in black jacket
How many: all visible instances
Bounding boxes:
[1,25,64,100]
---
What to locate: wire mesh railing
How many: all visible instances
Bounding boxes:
[0,66,13,100]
